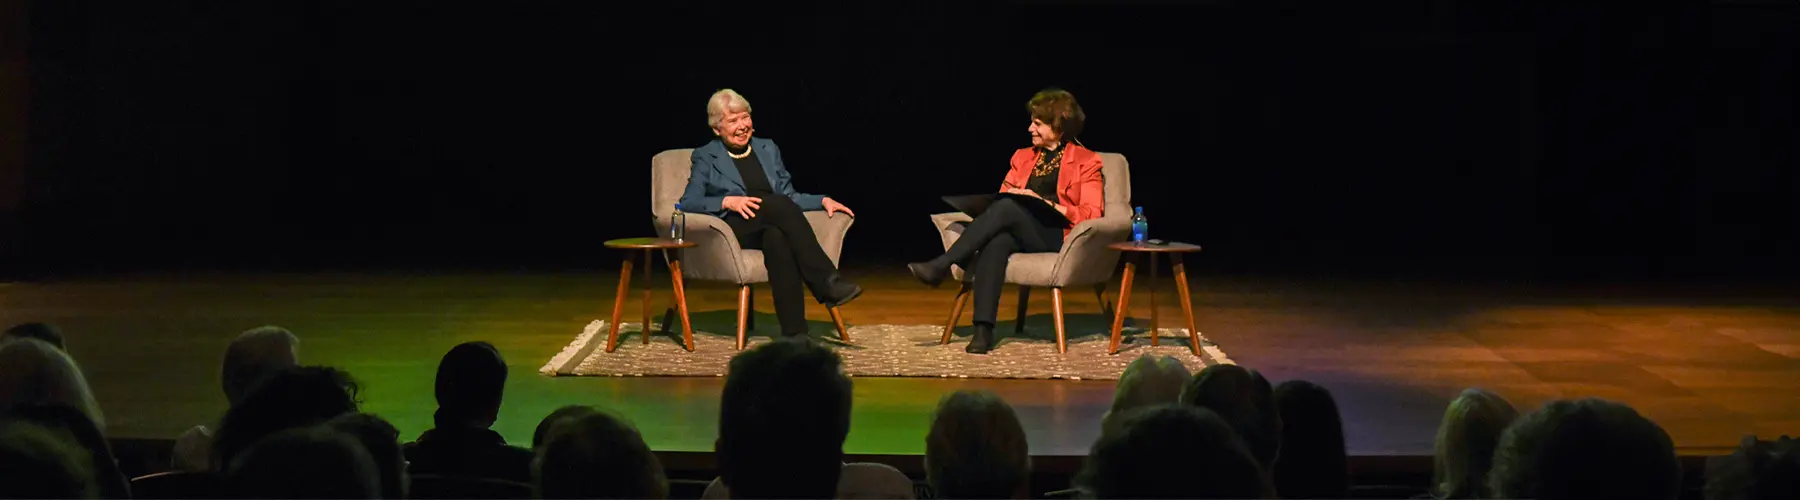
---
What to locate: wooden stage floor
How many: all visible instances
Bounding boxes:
[2,269,1797,459]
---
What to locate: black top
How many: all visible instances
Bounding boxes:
[1026,143,1065,201]
[727,144,776,199]
[403,427,535,484]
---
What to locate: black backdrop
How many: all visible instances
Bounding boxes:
[22,0,1800,282]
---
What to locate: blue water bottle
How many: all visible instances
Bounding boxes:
[1131,206,1148,245]
[671,204,686,242]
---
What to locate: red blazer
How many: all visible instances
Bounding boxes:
[1000,142,1106,239]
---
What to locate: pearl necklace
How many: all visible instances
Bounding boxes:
[727,143,754,159]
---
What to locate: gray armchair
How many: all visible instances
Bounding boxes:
[929,152,1133,353]
[650,149,855,349]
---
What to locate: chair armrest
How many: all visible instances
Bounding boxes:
[804,212,855,266]
[1051,214,1132,286]
[653,213,746,282]
[929,212,974,251]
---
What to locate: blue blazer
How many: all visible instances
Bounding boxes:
[679,137,826,217]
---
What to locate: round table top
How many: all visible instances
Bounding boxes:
[1108,241,1202,253]
[604,237,699,250]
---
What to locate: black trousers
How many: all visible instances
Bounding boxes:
[937,198,1064,325]
[724,195,839,336]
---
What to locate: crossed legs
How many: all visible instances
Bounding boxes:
[726,196,861,337]
[909,198,1063,352]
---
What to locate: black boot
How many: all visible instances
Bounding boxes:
[966,323,996,354]
[818,273,863,308]
[907,260,949,288]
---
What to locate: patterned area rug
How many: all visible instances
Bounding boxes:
[540,320,1232,380]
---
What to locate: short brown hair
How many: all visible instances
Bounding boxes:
[926,390,1030,499]
[1027,88,1086,140]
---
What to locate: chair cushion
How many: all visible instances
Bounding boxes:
[952,252,1062,287]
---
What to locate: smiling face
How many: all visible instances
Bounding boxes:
[1028,117,1062,149]
[713,110,754,150]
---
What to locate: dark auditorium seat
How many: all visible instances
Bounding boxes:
[408,473,534,500]
[130,470,221,499]
[1348,484,1432,499]
[667,478,714,499]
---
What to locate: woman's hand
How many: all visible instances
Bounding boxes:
[822,197,855,218]
[722,196,762,219]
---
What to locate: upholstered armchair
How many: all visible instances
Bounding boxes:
[649,149,854,349]
[929,152,1133,353]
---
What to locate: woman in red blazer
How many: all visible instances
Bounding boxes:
[909,89,1105,354]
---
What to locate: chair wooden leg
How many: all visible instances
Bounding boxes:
[605,256,634,353]
[641,250,653,345]
[940,283,973,344]
[1052,287,1067,354]
[1173,254,1202,356]
[1014,286,1032,334]
[828,306,851,342]
[1107,256,1138,355]
[745,285,755,332]
[735,285,751,350]
[666,251,695,352]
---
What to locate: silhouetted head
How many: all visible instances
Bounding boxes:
[0,338,104,429]
[533,405,600,450]
[3,323,65,351]
[327,412,406,500]
[1270,380,1347,499]
[433,341,508,430]
[1075,404,1268,499]
[1179,364,1282,470]
[1432,388,1519,499]
[926,390,1031,499]
[221,326,300,407]
[1488,398,1679,500]
[716,339,852,499]
[211,365,361,469]
[1102,355,1191,435]
[223,425,380,499]
[534,411,667,499]
[1705,434,1800,500]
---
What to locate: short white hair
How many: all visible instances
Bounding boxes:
[706,89,752,128]
[222,325,300,406]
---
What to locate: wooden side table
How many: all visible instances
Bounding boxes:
[603,237,698,352]
[1105,241,1204,355]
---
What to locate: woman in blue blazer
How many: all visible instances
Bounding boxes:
[679,89,862,340]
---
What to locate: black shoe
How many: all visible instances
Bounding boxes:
[781,332,814,344]
[907,261,948,288]
[819,274,863,308]
[966,323,995,354]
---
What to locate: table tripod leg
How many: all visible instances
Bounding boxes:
[605,257,633,353]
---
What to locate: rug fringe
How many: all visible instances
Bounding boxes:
[539,320,605,376]
[1204,344,1236,365]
